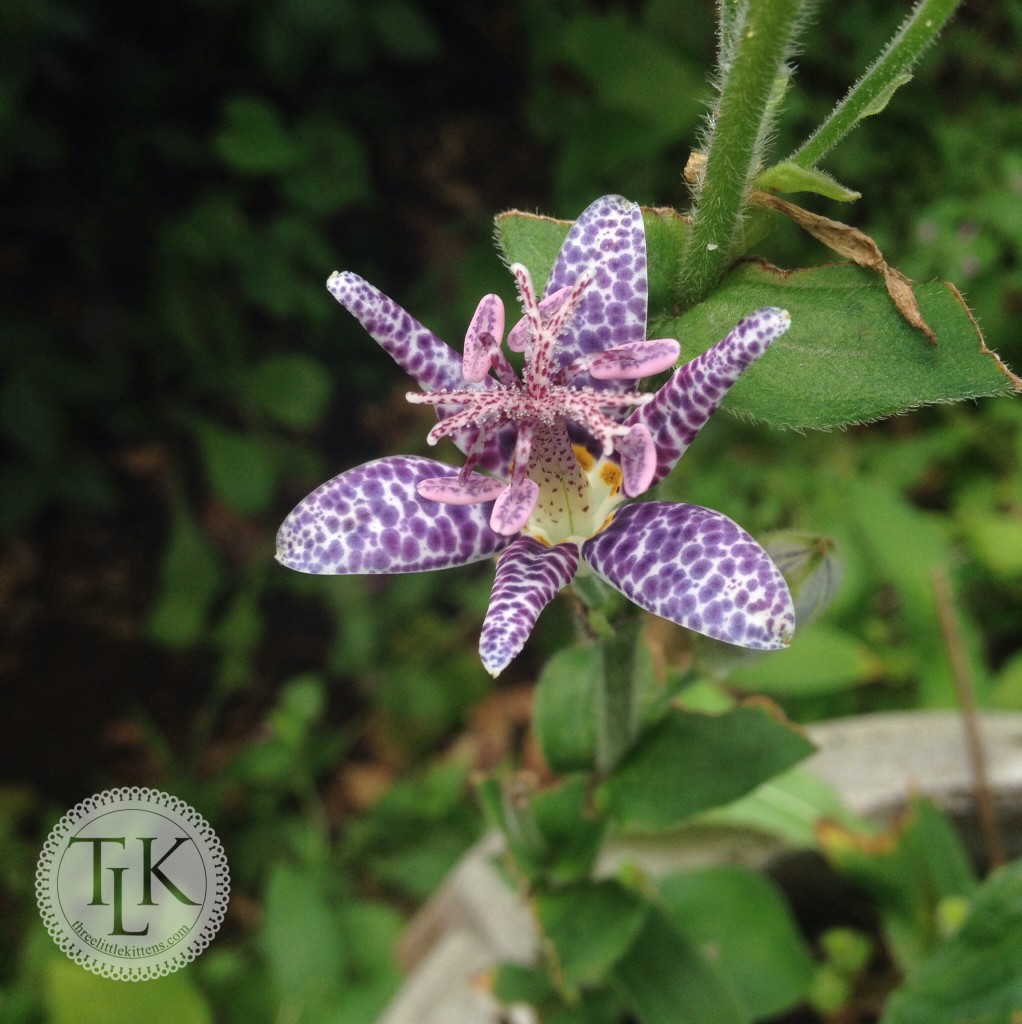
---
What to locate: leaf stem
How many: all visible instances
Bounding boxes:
[788,0,963,168]
[679,0,810,307]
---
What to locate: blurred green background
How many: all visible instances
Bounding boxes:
[2,0,1021,1021]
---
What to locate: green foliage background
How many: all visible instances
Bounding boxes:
[1,0,1021,1021]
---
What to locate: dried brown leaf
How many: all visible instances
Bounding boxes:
[754,190,939,345]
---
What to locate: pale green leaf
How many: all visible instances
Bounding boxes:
[729,622,881,697]
[45,958,212,1024]
[261,862,345,1002]
[534,646,600,773]
[756,161,861,201]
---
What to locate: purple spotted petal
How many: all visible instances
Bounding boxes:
[582,502,795,650]
[544,195,649,380]
[329,270,512,474]
[328,271,465,393]
[628,307,791,487]
[276,455,509,574]
[480,537,580,676]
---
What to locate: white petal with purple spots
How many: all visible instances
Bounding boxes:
[328,271,511,473]
[480,537,580,676]
[544,195,649,380]
[327,271,466,393]
[582,502,795,649]
[628,307,791,487]
[276,456,509,574]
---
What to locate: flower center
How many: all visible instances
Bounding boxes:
[524,437,626,547]
[408,261,677,538]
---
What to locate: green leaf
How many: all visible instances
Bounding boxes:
[962,511,1022,578]
[282,117,370,215]
[820,797,977,972]
[490,962,558,1008]
[561,13,704,141]
[534,646,600,773]
[657,865,814,1019]
[728,622,881,697]
[611,911,748,1024]
[497,207,1018,428]
[597,703,814,831]
[214,95,303,174]
[756,161,861,201]
[495,209,568,295]
[240,354,333,429]
[534,880,648,996]
[338,901,404,1021]
[698,765,872,847]
[261,862,345,1003]
[478,774,604,885]
[880,859,1022,1024]
[45,958,212,1024]
[661,261,1018,429]
[194,419,277,515]
[148,506,222,647]
[368,0,443,60]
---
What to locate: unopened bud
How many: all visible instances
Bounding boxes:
[764,531,842,627]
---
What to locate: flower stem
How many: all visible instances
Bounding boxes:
[595,620,642,774]
[678,0,810,307]
[788,0,963,168]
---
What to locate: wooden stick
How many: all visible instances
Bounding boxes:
[932,565,1007,868]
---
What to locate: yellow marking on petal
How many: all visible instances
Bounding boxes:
[572,444,595,471]
[600,463,623,495]
[595,512,617,536]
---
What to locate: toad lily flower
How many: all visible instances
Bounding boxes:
[276,195,795,676]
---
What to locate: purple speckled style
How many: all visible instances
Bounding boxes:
[277,195,796,675]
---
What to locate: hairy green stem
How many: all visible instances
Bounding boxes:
[679,0,810,307]
[595,620,642,774]
[789,0,963,168]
